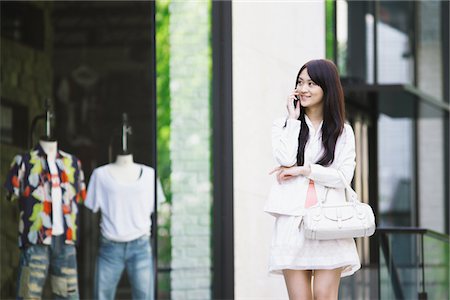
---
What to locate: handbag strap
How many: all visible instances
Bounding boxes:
[318,170,358,204]
[337,170,358,203]
[337,170,353,192]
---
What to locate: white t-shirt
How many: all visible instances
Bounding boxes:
[85,164,155,242]
[48,158,64,236]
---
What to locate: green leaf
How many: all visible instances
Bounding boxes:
[29,203,43,231]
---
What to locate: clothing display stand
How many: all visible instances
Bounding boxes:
[121,113,132,155]
[4,98,86,299]
[85,113,155,300]
[43,101,54,141]
[29,99,55,147]
[108,113,133,162]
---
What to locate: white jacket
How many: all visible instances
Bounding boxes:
[264,115,356,217]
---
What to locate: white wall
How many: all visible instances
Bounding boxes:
[232,1,325,299]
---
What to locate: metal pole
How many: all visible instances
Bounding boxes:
[122,113,128,153]
[418,233,427,299]
[45,99,53,139]
[121,113,132,154]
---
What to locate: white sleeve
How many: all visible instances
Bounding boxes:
[84,169,100,213]
[271,117,301,167]
[307,124,356,188]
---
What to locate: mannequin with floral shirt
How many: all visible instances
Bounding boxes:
[4,137,86,300]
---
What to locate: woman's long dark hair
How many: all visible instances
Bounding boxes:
[295,59,345,166]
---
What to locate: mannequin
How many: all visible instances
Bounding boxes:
[4,101,85,298]
[107,154,142,183]
[85,113,155,299]
[39,139,58,159]
[39,105,64,238]
[40,139,64,238]
[107,113,142,183]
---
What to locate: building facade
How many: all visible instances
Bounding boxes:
[1,0,448,299]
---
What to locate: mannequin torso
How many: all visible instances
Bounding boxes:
[39,140,57,160]
[39,139,64,236]
[108,154,142,183]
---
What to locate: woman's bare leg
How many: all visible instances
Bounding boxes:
[312,268,342,300]
[282,269,313,300]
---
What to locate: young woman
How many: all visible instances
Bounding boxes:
[265,59,360,299]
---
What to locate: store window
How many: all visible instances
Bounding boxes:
[2,1,226,299]
[1,1,156,298]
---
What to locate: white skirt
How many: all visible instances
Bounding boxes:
[269,215,361,278]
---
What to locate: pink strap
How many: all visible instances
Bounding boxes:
[305,180,318,208]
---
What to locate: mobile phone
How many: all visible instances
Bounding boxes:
[293,96,299,108]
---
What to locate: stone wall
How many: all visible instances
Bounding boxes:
[0,2,53,298]
[168,1,212,299]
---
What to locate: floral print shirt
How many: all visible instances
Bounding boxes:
[4,144,86,248]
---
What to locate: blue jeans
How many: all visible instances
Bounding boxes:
[16,235,79,300]
[94,235,154,300]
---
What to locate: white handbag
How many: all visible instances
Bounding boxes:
[303,171,376,240]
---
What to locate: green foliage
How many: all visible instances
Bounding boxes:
[156,0,172,294]
[325,0,335,61]
[156,0,172,208]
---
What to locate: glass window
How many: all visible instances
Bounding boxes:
[417,0,442,100]
[53,3,156,298]
[418,102,447,232]
[376,1,415,84]
[338,1,372,83]
[337,1,449,231]
[416,1,447,233]
[1,1,156,298]
[378,114,415,227]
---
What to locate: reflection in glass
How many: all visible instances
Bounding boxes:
[376,1,415,84]
[417,1,443,101]
[418,102,446,232]
[379,233,421,300]
[416,0,447,233]
[365,12,374,84]
[378,114,414,227]
[423,233,450,299]
[379,230,449,300]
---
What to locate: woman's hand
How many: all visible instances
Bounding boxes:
[286,90,301,120]
[269,165,311,183]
